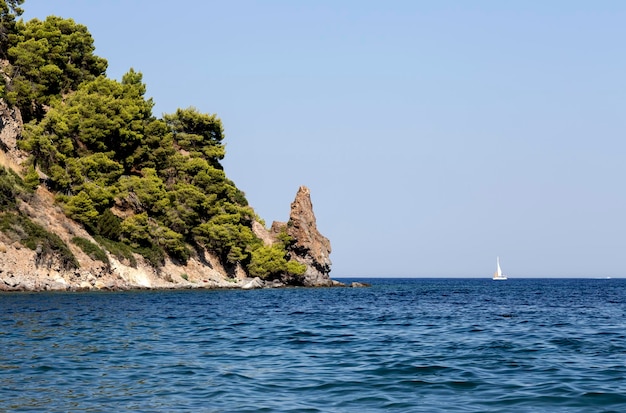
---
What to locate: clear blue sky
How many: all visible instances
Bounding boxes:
[22,1,626,277]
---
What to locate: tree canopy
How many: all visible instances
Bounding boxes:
[0,0,23,58]
[0,3,305,279]
[4,14,107,121]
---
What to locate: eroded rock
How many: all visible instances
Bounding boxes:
[272,186,333,287]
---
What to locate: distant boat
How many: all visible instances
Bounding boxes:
[493,257,508,280]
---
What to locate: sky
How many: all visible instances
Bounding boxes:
[21,1,626,278]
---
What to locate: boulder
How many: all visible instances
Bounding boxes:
[79,281,92,290]
[242,277,265,290]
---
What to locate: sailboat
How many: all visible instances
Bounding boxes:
[493,256,508,280]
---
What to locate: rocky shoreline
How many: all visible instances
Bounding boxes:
[0,183,366,293]
[1,92,352,292]
[0,276,370,293]
[0,8,362,293]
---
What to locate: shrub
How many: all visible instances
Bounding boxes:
[0,171,19,211]
[0,212,79,269]
[93,235,137,267]
[0,166,29,211]
[134,244,165,268]
[96,208,121,240]
[152,225,189,263]
[23,165,40,190]
[247,244,305,280]
[71,236,109,265]
[64,191,98,228]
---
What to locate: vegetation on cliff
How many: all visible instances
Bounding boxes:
[0,0,305,280]
[0,165,79,269]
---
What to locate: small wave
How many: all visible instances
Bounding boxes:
[4,279,626,412]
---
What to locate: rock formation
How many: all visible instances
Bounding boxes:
[0,95,341,291]
[0,97,26,168]
[271,186,335,287]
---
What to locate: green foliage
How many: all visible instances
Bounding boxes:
[63,191,98,228]
[247,245,286,279]
[13,42,259,270]
[0,211,78,269]
[150,224,190,263]
[133,118,175,171]
[118,168,168,214]
[0,173,17,210]
[96,208,121,240]
[119,212,187,266]
[6,15,107,121]
[248,244,306,279]
[164,182,213,233]
[0,150,123,274]
[71,236,109,265]
[0,165,24,211]
[4,5,305,277]
[286,260,307,275]
[74,153,124,186]
[0,0,24,59]
[275,227,296,248]
[93,235,136,267]
[193,211,256,264]
[23,165,39,190]
[80,181,115,211]
[20,71,153,179]
[133,244,165,268]
[120,212,152,247]
[163,107,225,166]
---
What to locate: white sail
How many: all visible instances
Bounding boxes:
[493,256,507,280]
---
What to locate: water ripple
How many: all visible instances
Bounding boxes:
[1,279,626,411]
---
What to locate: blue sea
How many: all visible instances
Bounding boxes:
[2,278,626,412]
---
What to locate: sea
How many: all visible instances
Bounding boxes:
[1,278,626,412]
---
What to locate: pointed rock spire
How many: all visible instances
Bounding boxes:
[272,185,333,286]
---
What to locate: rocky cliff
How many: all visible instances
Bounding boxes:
[0,99,342,292]
[270,186,334,287]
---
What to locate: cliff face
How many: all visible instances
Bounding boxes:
[0,100,336,291]
[0,98,26,168]
[0,183,248,292]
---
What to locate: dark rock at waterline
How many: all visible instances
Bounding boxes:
[349,282,371,288]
